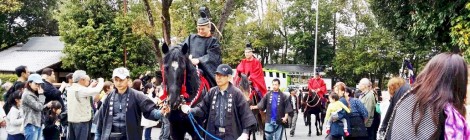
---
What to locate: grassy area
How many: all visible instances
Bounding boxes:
[0,74,17,101]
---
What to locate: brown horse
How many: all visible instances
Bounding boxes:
[235,72,266,140]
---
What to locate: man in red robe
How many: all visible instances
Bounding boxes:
[308,73,327,99]
[235,44,268,97]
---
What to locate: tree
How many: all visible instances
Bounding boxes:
[284,0,335,66]
[370,0,468,53]
[451,2,470,61]
[0,0,22,14]
[141,0,163,65]
[331,0,406,87]
[161,0,172,44]
[57,0,156,78]
[0,0,59,49]
[334,27,402,86]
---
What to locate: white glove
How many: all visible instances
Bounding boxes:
[181,105,191,114]
[237,133,249,140]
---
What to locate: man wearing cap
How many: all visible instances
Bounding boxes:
[95,67,168,140]
[235,43,268,97]
[22,74,53,140]
[182,6,222,88]
[65,70,104,140]
[250,79,293,140]
[181,64,257,140]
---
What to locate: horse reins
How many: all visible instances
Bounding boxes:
[160,64,210,108]
[306,92,321,107]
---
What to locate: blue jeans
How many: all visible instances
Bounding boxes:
[265,122,284,140]
[144,128,152,140]
[7,134,25,140]
[24,124,42,140]
[159,116,170,140]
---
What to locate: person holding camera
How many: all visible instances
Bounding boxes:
[66,70,104,140]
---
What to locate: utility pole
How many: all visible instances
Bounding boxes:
[313,0,319,73]
[123,0,128,67]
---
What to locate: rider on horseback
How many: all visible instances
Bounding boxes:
[308,72,327,99]
[234,43,268,98]
[183,6,222,88]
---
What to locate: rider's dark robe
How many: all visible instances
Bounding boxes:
[235,57,267,97]
[183,34,222,88]
[191,83,257,140]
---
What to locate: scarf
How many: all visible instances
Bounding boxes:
[444,103,470,140]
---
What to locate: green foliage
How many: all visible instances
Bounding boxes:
[334,27,402,86]
[0,74,17,96]
[0,74,17,84]
[284,0,335,65]
[451,2,470,61]
[0,0,22,14]
[370,0,468,52]
[57,0,156,78]
[0,0,59,49]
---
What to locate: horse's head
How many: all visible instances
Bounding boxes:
[162,42,191,110]
[236,72,251,98]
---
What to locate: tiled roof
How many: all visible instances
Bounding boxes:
[20,36,64,51]
[0,36,64,72]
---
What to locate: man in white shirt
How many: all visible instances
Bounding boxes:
[66,70,104,140]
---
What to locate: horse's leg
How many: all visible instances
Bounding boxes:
[170,120,185,140]
[307,114,312,136]
[315,112,322,136]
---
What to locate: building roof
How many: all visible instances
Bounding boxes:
[21,36,64,51]
[0,36,64,72]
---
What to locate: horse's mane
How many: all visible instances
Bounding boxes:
[163,45,200,97]
[238,73,250,92]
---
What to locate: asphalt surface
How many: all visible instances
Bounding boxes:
[147,112,327,140]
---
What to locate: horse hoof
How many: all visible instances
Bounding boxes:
[316,132,321,136]
[308,133,311,137]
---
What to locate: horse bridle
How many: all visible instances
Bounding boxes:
[305,92,321,107]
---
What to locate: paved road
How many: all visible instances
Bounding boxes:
[147,112,327,140]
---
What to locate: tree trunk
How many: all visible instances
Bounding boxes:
[161,0,172,45]
[143,0,163,65]
[278,26,289,64]
[213,0,236,40]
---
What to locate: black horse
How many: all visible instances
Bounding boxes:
[162,43,210,140]
[234,73,266,140]
[301,90,325,136]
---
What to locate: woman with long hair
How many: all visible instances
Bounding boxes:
[386,53,470,139]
